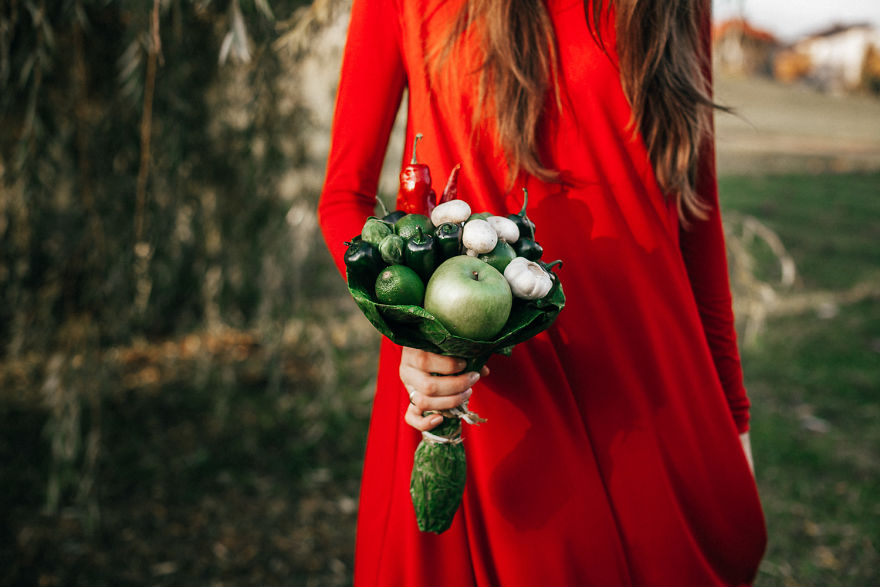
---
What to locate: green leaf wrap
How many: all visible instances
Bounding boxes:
[409,418,467,534]
[346,256,564,372]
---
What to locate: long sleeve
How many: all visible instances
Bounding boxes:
[317,0,407,278]
[679,3,750,433]
[680,142,750,433]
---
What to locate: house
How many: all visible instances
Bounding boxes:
[775,23,880,93]
[713,18,780,77]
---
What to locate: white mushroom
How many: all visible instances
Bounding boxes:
[486,215,520,243]
[430,199,472,227]
[462,219,498,256]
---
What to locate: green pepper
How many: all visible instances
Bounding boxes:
[405,226,436,283]
[361,217,393,246]
[507,187,536,240]
[383,210,407,224]
[434,222,462,261]
[514,238,543,261]
[379,233,406,265]
[467,212,492,222]
[479,240,517,273]
[344,239,384,286]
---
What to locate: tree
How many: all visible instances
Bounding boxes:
[0,0,343,358]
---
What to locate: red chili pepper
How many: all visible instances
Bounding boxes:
[398,133,435,215]
[425,188,438,215]
[439,163,461,205]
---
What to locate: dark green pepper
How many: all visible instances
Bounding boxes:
[514,238,543,261]
[379,233,406,265]
[467,212,492,222]
[383,210,407,224]
[507,187,536,240]
[344,239,383,286]
[361,217,393,246]
[434,222,462,261]
[405,226,436,283]
[479,240,517,273]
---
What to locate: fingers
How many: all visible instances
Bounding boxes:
[404,403,445,432]
[402,364,478,401]
[399,347,490,432]
[399,347,489,379]
[400,349,480,404]
[401,347,467,376]
[407,386,473,414]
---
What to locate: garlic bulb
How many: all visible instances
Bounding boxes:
[503,256,553,300]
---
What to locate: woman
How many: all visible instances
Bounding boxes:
[318,0,767,584]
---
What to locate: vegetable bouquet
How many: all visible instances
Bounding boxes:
[343,135,565,533]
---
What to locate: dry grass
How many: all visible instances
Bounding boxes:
[714,74,880,176]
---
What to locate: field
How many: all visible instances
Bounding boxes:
[715,75,880,585]
[714,74,880,176]
[719,172,880,585]
[2,76,880,585]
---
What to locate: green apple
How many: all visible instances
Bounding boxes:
[424,255,512,340]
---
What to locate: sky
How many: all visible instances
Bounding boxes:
[713,0,880,42]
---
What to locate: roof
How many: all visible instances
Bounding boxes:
[802,22,876,41]
[713,18,779,44]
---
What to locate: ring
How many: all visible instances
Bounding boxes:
[408,389,417,405]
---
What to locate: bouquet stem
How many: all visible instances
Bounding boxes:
[410,402,485,533]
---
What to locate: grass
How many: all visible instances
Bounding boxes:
[0,320,379,586]
[719,171,880,585]
[745,300,880,585]
[719,172,880,290]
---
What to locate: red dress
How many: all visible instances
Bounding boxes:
[318,0,767,584]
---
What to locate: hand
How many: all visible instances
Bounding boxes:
[400,347,489,432]
[739,432,755,475]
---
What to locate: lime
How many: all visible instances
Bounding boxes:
[395,214,434,240]
[478,240,517,273]
[374,265,426,306]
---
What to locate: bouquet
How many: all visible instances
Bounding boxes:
[343,134,565,533]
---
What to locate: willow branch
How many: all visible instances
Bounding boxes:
[135,0,161,243]
[73,1,105,259]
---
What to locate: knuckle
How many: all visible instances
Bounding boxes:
[401,348,418,369]
[406,415,428,432]
[421,378,439,396]
[414,351,432,372]
[443,356,464,373]
[404,408,420,426]
[443,395,465,411]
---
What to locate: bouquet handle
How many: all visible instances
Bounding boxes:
[409,397,485,534]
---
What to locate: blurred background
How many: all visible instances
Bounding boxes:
[0,0,877,585]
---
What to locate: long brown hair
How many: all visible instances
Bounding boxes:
[433,0,717,221]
